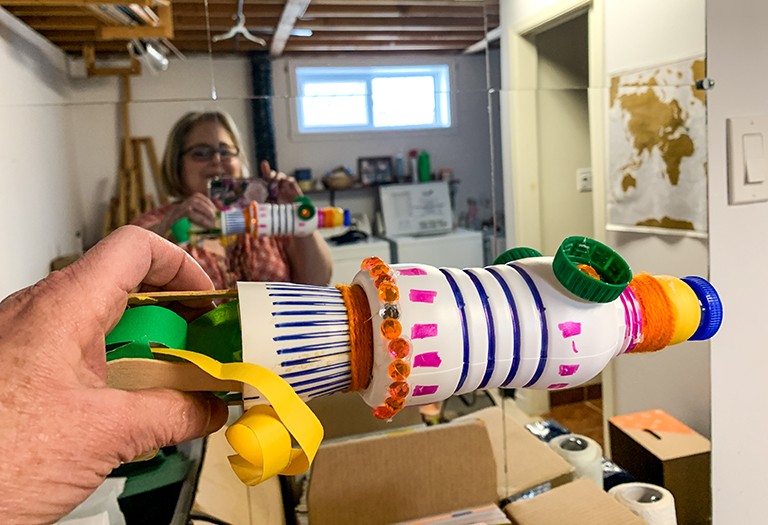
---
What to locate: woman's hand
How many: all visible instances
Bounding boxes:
[260,160,302,204]
[173,192,219,229]
[0,226,228,523]
[146,192,219,239]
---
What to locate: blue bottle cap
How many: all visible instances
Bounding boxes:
[681,276,723,341]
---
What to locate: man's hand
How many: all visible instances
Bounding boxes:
[0,225,228,523]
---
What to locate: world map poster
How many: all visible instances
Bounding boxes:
[608,56,707,234]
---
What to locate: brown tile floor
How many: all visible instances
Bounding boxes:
[543,398,605,449]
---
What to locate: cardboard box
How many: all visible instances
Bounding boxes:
[307,391,424,439]
[454,406,574,500]
[504,478,646,525]
[194,426,286,525]
[609,409,711,525]
[306,419,499,525]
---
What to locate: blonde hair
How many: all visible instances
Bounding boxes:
[160,110,249,198]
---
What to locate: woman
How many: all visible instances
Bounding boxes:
[132,110,332,287]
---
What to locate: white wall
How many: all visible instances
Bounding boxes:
[66,57,254,248]
[603,0,710,435]
[536,13,593,256]
[500,0,710,434]
[0,9,82,299]
[65,53,500,248]
[271,53,501,229]
[707,1,768,521]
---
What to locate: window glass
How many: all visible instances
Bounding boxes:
[295,65,451,133]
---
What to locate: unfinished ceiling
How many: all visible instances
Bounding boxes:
[0,0,500,58]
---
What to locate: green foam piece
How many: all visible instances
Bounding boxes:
[187,300,243,363]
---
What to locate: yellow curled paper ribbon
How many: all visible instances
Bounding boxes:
[152,348,324,485]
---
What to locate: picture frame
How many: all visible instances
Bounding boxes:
[357,156,394,186]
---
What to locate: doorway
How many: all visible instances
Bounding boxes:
[504,1,607,418]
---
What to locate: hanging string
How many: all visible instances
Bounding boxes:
[202,0,218,100]
[483,0,500,262]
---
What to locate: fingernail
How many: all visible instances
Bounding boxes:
[205,394,227,434]
[129,449,159,462]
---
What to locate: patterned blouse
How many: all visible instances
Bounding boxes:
[132,204,292,289]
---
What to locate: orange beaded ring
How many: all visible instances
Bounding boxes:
[360,256,412,420]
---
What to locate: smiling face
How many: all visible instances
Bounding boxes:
[180,119,243,195]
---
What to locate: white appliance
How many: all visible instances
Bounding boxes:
[382,228,484,268]
[378,181,453,237]
[327,237,392,285]
[378,181,484,268]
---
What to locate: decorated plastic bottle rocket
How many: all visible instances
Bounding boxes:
[106,236,722,485]
[175,196,351,242]
[233,236,722,419]
[220,196,350,237]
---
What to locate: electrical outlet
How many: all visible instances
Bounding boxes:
[576,168,592,193]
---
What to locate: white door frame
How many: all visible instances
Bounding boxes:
[501,0,610,420]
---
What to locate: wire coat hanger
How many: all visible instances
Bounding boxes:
[212,0,267,46]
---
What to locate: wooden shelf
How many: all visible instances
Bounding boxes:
[0,0,173,63]
[305,182,406,206]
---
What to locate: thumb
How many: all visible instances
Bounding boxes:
[98,389,228,461]
[260,160,272,179]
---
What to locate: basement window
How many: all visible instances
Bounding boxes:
[294,64,452,134]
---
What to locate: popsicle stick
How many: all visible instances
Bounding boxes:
[127,289,238,305]
[107,357,242,394]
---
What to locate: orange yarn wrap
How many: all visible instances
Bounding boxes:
[336,284,373,391]
[628,273,677,353]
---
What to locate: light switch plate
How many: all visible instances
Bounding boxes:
[727,116,768,204]
[576,167,592,192]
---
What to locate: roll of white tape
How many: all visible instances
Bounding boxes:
[549,433,603,487]
[609,482,678,525]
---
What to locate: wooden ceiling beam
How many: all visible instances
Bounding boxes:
[310,0,489,5]
[9,0,500,58]
[303,5,490,18]
[171,4,283,17]
[284,43,472,52]
[12,18,98,30]
[0,0,152,5]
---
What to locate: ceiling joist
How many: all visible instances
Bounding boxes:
[1,0,499,58]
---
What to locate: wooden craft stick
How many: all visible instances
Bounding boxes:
[107,358,242,394]
[127,289,239,305]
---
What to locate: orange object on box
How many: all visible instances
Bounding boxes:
[609,408,696,435]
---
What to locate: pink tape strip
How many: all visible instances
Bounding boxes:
[413,385,439,396]
[409,289,438,303]
[399,268,428,276]
[411,323,438,339]
[413,352,442,367]
[557,321,582,338]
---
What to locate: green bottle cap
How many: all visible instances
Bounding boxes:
[553,236,632,303]
[171,217,191,244]
[493,247,543,265]
[294,196,316,220]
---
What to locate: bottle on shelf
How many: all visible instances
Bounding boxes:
[395,151,405,183]
[408,149,419,184]
[418,150,431,182]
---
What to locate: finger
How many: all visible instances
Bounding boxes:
[62,226,214,333]
[189,194,219,217]
[188,207,217,229]
[95,389,228,460]
[260,160,273,180]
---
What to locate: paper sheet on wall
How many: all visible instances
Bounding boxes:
[607,56,708,234]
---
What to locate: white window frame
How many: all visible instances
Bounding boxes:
[288,60,457,138]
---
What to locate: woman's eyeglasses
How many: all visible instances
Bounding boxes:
[183,144,239,161]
